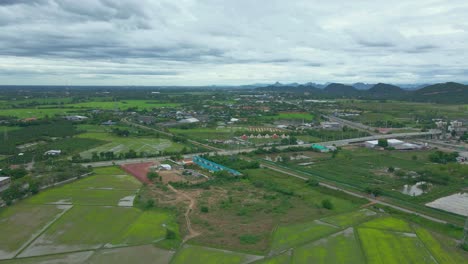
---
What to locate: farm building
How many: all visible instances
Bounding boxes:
[44,150,62,156]
[394,143,422,150]
[312,144,330,152]
[0,177,11,192]
[320,122,342,130]
[364,140,379,148]
[159,164,172,170]
[193,156,241,176]
[65,115,88,121]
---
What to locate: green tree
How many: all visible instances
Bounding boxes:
[378,139,388,148]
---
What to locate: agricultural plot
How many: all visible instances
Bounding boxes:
[20,206,142,257]
[85,245,175,264]
[25,186,137,206]
[77,132,185,158]
[260,112,315,121]
[321,209,376,227]
[64,100,180,110]
[256,252,291,264]
[26,166,140,206]
[0,251,94,264]
[171,245,262,264]
[414,226,468,264]
[359,216,413,233]
[170,127,236,141]
[0,108,78,119]
[112,210,179,246]
[0,204,70,260]
[292,228,365,264]
[270,220,339,252]
[357,228,437,264]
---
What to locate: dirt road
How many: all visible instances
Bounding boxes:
[167,184,200,242]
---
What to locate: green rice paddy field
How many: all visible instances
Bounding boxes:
[0,167,466,263]
[0,166,180,262]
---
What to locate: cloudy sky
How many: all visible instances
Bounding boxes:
[0,0,467,86]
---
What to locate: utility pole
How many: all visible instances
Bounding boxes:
[463,215,468,250]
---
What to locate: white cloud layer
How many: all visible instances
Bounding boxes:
[0,0,467,85]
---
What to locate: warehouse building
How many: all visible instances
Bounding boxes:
[193,156,241,176]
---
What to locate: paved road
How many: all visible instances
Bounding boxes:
[259,162,448,224]
[325,115,376,134]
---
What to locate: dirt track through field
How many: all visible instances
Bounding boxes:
[167,184,200,242]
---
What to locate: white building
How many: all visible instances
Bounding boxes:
[159,164,172,170]
[44,150,62,156]
[321,122,342,130]
[0,177,11,192]
[364,140,379,148]
[387,139,404,147]
[65,115,88,121]
[179,117,199,124]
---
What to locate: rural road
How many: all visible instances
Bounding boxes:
[167,184,200,242]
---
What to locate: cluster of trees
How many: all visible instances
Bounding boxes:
[1,178,40,205]
[147,171,162,182]
[111,128,130,137]
[200,155,260,171]
[429,151,458,164]
[0,120,79,155]
[72,148,196,163]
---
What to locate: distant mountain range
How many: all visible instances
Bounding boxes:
[257,82,468,103]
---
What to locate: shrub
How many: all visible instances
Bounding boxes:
[306,179,319,187]
[239,234,260,244]
[321,199,334,209]
[166,229,176,239]
[200,206,209,213]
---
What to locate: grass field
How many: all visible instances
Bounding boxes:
[292,228,365,264]
[170,127,236,141]
[171,245,262,264]
[357,228,437,264]
[77,132,185,158]
[270,220,339,252]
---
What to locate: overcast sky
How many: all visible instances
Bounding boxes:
[0,0,467,86]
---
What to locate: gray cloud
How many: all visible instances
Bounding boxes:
[0,0,467,85]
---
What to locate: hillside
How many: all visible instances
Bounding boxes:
[411,82,468,103]
[257,82,468,103]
